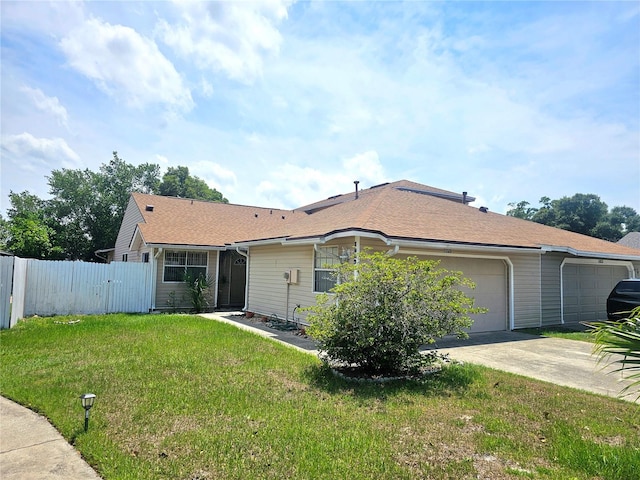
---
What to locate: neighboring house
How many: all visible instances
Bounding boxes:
[618,232,640,250]
[112,180,640,332]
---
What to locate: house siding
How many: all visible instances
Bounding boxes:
[246,244,317,322]
[510,253,543,329]
[114,197,144,262]
[155,250,216,311]
[541,253,564,326]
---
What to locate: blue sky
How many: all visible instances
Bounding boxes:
[1,1,639,217]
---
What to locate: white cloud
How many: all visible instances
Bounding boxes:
[255,150,387,208]
[59,18,193,112]
[190,160,238,197]
[1,133,81,171]
[155,154,169,165]
[19,86,69,128]
[156,1,291,83]
[199,78,214,98]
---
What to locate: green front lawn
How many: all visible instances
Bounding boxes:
[1,314,638,479]
[517,325,594,343]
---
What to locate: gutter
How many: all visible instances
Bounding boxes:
[143,243,227,251]
[540,245,640,262]
[391,239,541,255]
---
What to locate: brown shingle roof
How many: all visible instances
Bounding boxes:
[297,180,473,213]
[131,193,296,247]
[129,182,640,258]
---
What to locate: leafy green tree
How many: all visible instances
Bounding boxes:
[505,200,536,220]
[6,217,60,259]
[159,166,228,203]
[608,206,640,235]
[47,152,162,260]
[2,191,63,258]
[3,153,229,260]
[547,194,608,235]
[507,193,639,241]
[306,250,486,375]
[588,307,640,401]
[0,215,8,251]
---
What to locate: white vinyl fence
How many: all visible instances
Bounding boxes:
[3,258,153,327]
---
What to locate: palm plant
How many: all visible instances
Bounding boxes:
[588,306,640,401]
[184,273,214,313]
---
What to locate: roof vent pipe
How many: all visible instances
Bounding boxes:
[354,180,360,199]
[462,192,467,205]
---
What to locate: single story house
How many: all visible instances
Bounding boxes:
[112,180,640,332]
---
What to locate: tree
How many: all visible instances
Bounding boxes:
[505,200,536,220]
[159,166,228,203]
[2,191,63,258]
[588,307,640,401]
[305,250,486,375]
[46,152,162,260]
[507,193,639,242]
[2,152,229,260]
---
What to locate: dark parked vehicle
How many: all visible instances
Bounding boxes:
[606,279,640,320]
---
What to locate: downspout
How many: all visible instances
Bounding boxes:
[386,244,399,256]
[505,258,515,330]
[214,251,220,308]
[152,247,163,311]
[236,247,249,312]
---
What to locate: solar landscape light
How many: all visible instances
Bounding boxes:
[80,393,96,432]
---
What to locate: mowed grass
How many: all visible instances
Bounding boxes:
[1,314,638,480]
[517,326,594,343]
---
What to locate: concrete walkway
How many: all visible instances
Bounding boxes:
[0,396,101,479]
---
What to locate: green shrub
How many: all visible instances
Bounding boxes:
[305,250,486,375]
[184,273,214,313]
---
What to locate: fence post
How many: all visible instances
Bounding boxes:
[0,256,15,329]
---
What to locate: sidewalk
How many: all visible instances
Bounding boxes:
[0,396,101,480]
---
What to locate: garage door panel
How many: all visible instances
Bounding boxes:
[428,256,507,332]
[563,264,628,323]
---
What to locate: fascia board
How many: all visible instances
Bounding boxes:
[143,243,226,251]
[233,237,291,247]
[390,238,542,254]
[540,245,640,261]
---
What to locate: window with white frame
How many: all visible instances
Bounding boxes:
[163,250,208,282]
[314,246,339,292]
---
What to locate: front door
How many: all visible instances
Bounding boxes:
[229,254,247,305]
[218,251,247,308]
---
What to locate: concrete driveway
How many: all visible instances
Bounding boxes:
[427,331,638,404]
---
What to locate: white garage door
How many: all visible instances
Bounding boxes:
[562,264,629,323]
[430,256,508,333]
